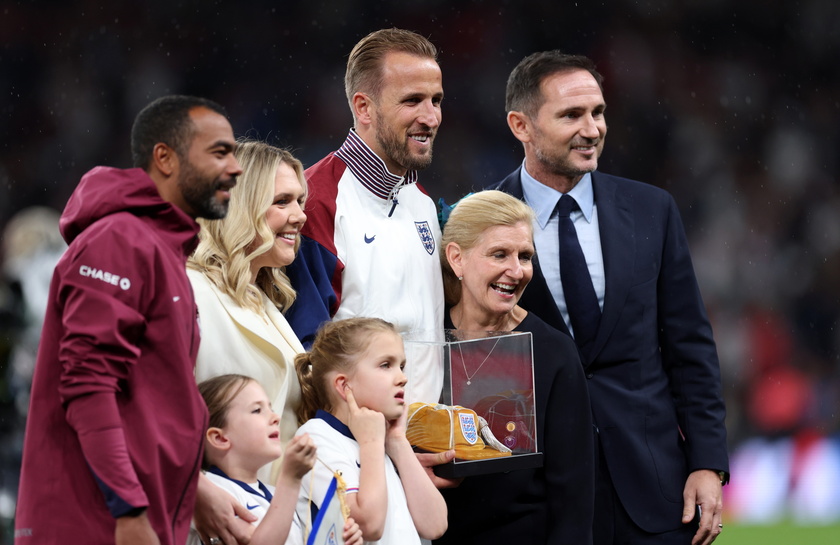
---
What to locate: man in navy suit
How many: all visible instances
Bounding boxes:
[491,51,729,545]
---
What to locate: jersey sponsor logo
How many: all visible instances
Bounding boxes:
[414,221,435,255]
[459,412,478,445]
[78,265,131,290]
[364,233,376,244]
[246,503,260,510]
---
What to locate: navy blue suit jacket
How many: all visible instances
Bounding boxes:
[491,168,729,533]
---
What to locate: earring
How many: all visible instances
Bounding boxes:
[457,276,463,281]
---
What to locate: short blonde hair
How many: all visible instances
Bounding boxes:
[189,139,307,313]
[440,190,536,306]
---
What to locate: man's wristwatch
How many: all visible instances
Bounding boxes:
[718,471,727,485]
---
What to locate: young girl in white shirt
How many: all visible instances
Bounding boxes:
[189,374,363,545]
[294,318,448,544]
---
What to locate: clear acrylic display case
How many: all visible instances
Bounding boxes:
[403,329,543,478]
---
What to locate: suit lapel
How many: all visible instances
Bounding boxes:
[589,172,635,364]
[496,168,638,366]
[494,168,570,336]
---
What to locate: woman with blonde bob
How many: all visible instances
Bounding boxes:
[189,139,308,480]
[436,190,595,544]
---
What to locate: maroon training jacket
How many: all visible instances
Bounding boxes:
[15,167,207,544]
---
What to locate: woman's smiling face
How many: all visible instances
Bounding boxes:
[249,162,307,274]
[454,221,535,320]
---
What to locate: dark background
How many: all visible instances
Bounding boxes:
[2,0,839,536]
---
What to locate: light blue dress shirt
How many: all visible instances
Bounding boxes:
[520,161,605,339]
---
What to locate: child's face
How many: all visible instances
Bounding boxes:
[223,380,284,466]
[347,331,408,421]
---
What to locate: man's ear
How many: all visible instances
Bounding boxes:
[445,242,464,278]
[507,111,532,144]
[206,427,230,451]
[151,142,178,177]
[351,92,374,128]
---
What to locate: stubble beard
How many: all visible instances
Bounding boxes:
[178,160,231,220]
[531,120,602,181]
[534,145,596,180]
[376,122,434,172]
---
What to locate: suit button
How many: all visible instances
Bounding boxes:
[586,373,594,379]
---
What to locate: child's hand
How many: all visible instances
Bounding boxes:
[342,517,363,545]
[345,385,386,446]
[280,433,317,481]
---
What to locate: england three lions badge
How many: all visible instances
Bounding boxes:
[415,221,435,255]
[459,412,479,445]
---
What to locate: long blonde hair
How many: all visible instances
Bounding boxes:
[189,139,307,313]
[295,318,397,423]
[440,190,536,307]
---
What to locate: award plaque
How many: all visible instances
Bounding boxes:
[402,329,542,478]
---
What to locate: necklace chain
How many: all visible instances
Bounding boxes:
[457,336,502,386]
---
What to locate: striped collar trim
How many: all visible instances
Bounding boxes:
[334,129,418,200]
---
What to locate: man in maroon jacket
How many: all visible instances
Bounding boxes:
[14,95,242,545]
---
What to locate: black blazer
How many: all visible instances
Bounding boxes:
[491,168,729,533]
[437,311,594,545]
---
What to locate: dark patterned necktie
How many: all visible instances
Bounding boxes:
[556,194,601,356]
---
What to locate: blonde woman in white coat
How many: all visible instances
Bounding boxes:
[188,139,308,483]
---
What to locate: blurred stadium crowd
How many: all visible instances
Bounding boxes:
[1,0,839,538]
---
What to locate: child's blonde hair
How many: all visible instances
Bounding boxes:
[295,317,398,422]
[197,374,256,469]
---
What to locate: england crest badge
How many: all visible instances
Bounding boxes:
[415,221,435,255]
[459,412,479,445]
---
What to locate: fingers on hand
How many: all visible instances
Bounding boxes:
[293,433,316,452]
[682,503,696,522]
[303,438,317,464]
[345,384,357,409]
[290,440,316,465]
[231,499,252,519]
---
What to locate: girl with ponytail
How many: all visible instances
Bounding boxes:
[293,318,448,544]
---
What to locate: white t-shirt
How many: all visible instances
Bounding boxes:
[295,412,421,545]
[187,469,304,545]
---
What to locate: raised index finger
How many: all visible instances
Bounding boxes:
[345,384,359,412]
